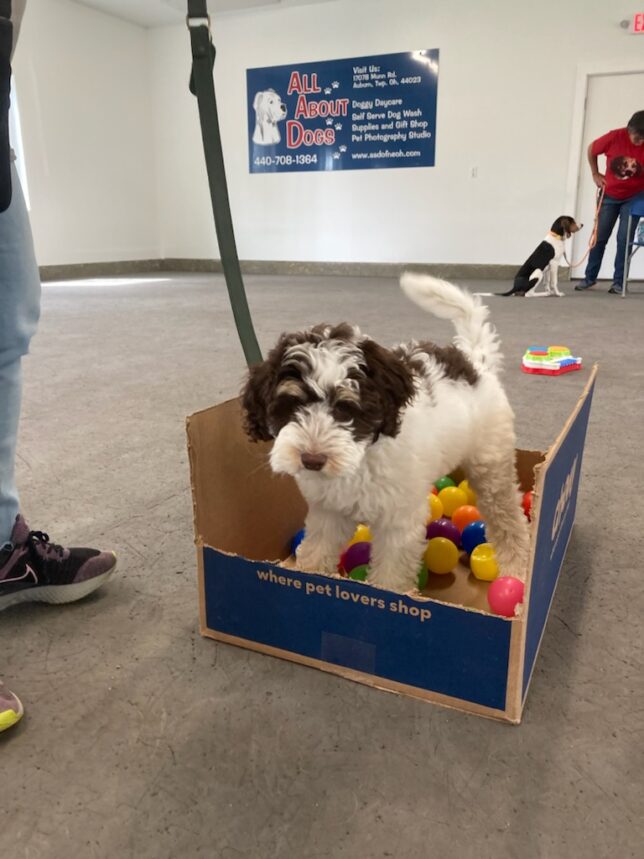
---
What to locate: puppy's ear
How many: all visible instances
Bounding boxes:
[550,216,565,237]
[253,91,264,111]
[361,340,415,437]
[241,359,277,442]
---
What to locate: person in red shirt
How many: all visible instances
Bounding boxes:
[575,110,644,294]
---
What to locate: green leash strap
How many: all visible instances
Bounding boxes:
[187,1,263,367]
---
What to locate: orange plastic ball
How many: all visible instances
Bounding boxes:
[452,505,483,532]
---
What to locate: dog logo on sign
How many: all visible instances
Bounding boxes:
[252,89,287,145]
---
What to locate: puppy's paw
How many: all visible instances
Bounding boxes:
[368,564,416,593]
[495,544,529,582]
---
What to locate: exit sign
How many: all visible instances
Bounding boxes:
[632,12,644,32]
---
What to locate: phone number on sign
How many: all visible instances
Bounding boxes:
[254,154,319,167]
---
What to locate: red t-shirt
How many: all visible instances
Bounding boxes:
[591,128,644,200]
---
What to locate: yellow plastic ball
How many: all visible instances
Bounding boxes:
[458,479,477,506]
[428,493,443,522]
[437,486,468,518]
[347,524,372,546]
[424,537,459,575]
[470,543,499,581]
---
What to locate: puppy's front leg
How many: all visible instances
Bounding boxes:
[296,505,354,576]
[368,514,427,593]
[551,264,564,296]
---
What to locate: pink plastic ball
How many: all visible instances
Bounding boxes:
[487,576,525,617]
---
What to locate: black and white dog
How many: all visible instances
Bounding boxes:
[499,216,582,297]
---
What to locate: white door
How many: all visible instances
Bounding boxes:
[572,72,644,281]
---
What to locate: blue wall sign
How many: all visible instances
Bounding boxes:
[246,50,439,173]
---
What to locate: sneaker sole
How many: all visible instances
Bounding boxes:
[0,693,24,733]
[0,554,116,612]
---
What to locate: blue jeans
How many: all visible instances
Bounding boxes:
[0,164,41,544]
[584,192,644,285]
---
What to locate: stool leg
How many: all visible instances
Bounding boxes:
[622,213,632,298]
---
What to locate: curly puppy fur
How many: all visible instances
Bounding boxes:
[242,274,530,593]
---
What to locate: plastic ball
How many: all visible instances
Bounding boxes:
[487,576,525,617]
[348,564,369,582]
[428,493,444,522]
[342,541,371,573]
[426,517,460,545]
[522,491,533,521]
[461,520,487,555]
[458,479,477,506]
[431,486,439,495]
[434,475,456,492]
[451,505,483,533]
[348,523,372,546]
[291,528,305,555]
[470,543,499,581]
[417,563,429,590]
[424,537,459,575]
[437,486,468,517]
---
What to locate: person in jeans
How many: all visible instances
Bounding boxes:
[0,0,116,733]
[575,110,644,295]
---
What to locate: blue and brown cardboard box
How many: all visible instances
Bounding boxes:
[187,367,597,723]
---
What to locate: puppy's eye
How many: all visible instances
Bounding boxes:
[332,399,359,421]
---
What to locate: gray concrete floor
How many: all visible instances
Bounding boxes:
[1,273,643,859]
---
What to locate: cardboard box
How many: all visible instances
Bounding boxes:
[187,366,597,723]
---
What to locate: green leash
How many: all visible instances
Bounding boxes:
[187,1,262,367]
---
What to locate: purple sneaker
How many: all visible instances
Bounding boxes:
[0,516,116,611]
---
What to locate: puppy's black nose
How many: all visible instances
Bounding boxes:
[301,452,327,471]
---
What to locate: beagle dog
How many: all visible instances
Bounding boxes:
[252,89,287,146]
[499,216,582,297]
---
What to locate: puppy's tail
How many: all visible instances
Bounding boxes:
[400,272,502,374]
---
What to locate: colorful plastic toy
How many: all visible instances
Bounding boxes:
[522,491,533,521]
[434,475,456,492]
[487,576,525,617]
[451,505,482,533]
[291,528,305,555]
[348,524,372,546]
[458,479,477,505]
[461,520,487,555]
[522,345,582,376]
[426,517,460,545]
[470,543,499,581]
[437,486,468,517]
[348,564,369,582]
[428,493,443,522]
[341,541,371,573]
[424,536,459,575]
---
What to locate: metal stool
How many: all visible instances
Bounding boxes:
[621,197,644,298]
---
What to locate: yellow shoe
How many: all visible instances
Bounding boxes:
[0,681,24,732]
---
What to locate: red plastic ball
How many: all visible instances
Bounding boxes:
[522,491,533,521]
[487,576,525,617]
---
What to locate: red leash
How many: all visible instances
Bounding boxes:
[565,186,605,269]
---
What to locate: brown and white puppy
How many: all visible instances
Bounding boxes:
[242,274,530,595]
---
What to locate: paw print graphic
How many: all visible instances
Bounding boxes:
[331,81,340,89]
[324,87,332,95]
[334,123,342,130]
[325,118,334,126]
[333,151,341,160]
[338,145,347,153]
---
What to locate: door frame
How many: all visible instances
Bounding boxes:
[565,60,644,270]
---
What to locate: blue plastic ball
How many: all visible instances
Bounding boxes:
[461,520,487,555]
[291,528,306,555]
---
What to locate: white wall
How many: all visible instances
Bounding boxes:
[13,0,158,265]
[150,0,644,265]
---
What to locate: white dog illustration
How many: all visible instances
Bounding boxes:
[252,89,287,145]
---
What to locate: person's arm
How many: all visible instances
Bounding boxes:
[587,142,605,190]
